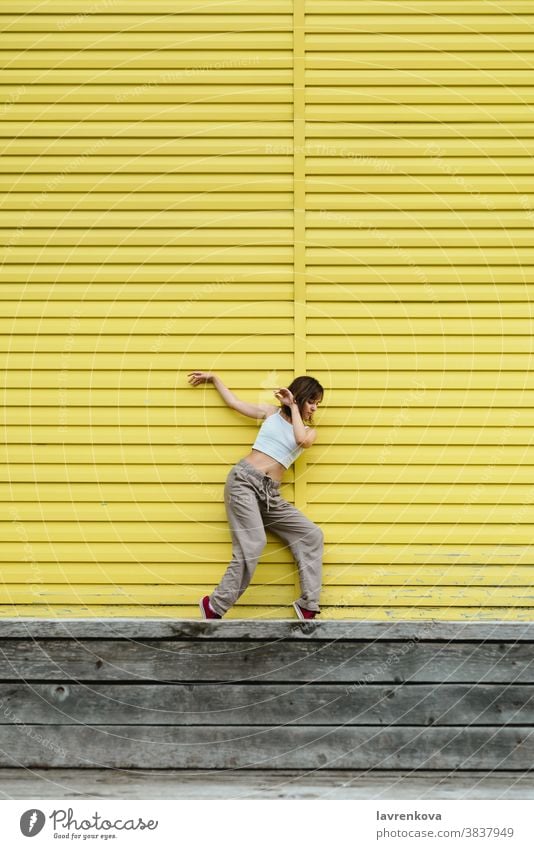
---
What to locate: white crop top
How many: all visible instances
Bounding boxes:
[252,409,309,469]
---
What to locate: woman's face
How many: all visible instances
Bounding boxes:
[301,395,322,420]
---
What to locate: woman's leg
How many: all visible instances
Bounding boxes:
[263,495,324,612]
[209,467,267,615]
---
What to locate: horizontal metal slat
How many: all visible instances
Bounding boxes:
[0,85,293,105]
[308,174,534,192]
[0,210,294,228]
[307,104,534,121]
[0,228,294,247]
[1,1,293,10]
[307,121,534,138]
[306,52,534,70]
[2,104,293,120]
[307,284,534,302]
[0,317,293,333]
[306,70,534,86]
[1,155,292,173]
[306,33,534,50]
[0,138,293,155]
[0,120,294,137]
[1,33,293,49]
[0,541,533,567]
[0,49,293,69]
[0,284,293,302]
[308,210,534,227]
[0,352,292,370]
[307,246,534,263]
[308,192,534,211]
[1,244,292,261]
[0,266,295,283]
[307,229,534,246]
[1,14,294,32]
[306,1,534,12]
[306,352,534,369]
[0,69,294,85]
[305,14,534,33]
[0,174,293,192]
[308,158,534,176]
[307,86,534,105]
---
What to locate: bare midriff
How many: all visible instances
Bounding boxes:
[240,449,287,482]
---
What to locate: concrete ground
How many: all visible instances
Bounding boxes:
[0,769,533,800]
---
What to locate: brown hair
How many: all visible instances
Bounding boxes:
[280,375,324,425]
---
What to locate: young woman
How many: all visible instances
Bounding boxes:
[186,372,325,620]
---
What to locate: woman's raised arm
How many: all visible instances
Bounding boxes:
[187,371,277,420]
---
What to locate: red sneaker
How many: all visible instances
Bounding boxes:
[293,601,318,620]
[199,596,222,620]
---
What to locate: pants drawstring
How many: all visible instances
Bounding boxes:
[263,478,271,511]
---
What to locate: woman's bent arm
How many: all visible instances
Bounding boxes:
[187,371,276,420]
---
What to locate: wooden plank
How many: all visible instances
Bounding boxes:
[0,639,533,682]
[0,725,531,768]
[0,768,532,800]
[0,682,531,726]
[0,619,532,640]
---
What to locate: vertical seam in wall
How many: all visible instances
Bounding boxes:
[293,0,307,520]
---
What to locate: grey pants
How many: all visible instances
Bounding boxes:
[210,458,324,615]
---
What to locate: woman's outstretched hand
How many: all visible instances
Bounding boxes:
[274,387,295,406]
[187,371,215,385]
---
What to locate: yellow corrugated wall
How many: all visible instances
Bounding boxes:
[2,0,534,619]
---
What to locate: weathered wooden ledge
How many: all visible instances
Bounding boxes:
[0,618,533,639]
[0,768,533,800]
[0,618,533,773]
